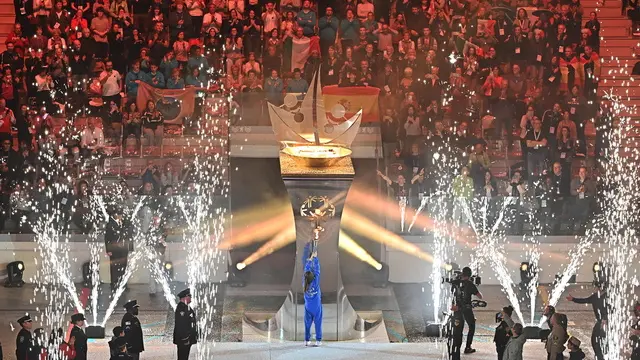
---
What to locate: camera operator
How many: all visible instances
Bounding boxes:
[456,266,483,354]
[494,306,515,360]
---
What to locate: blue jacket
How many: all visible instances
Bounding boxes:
[303,247,320,302]
[160,58,178,80]
[166,77,185,89]
[340,18,360,42]
[146,71,165,88]
[318,16,339,42]
[125,70,146,96]
[296,10,317,36]
[188,55,208,71]
[287,78,309,93]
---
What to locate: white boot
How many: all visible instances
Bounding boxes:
[305,341,311,347]
[314,340,322,347]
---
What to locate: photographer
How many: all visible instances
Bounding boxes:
[457,266,483,354]
[494,306,515,360]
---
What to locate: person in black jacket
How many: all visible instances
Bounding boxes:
[566,282,608,360]
[105,209,130,292]
[174,288,197,360]
[15,315,33,360]
[108,326,124,357]
[110,337,133,360]
[121,300,144,360]
[70,313,88,360]
[494,306,515,360]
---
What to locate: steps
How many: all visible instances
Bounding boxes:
[0,2,13,52]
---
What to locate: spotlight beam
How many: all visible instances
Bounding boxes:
[339,230,382,270]
[237,226,297,269]
[342,208,434,263]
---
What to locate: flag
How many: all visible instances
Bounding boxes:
[477,19,496,36]
[136,82,197,123]
[290,36,320,72]
[322,86,380,123]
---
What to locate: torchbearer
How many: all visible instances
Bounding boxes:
[174,288,197,360]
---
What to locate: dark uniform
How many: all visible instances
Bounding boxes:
[174,289,198,360]
[122,300,144,360]
[105,215,130,291]
[15,327,33,360]
[70,314,88,360]
[110,337,133,360]
[569,291,608,360]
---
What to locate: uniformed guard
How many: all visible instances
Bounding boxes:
[122,300,144,360]
[70,313,88,360]
[173,288,197,360]
[15,315,33,360]
[109,337,133,360]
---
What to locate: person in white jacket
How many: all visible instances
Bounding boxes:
[503,323,527,360]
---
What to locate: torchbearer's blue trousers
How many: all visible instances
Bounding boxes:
[304,296,323,342]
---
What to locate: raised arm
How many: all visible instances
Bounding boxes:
[376,170,393,186]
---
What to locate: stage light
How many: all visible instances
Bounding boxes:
[85,325,105,339]
[4,261,25,287]
[164,262,174,279]
[228,262,246,288]
[593,262,601,273]
[519,262,537,287]
[372,262,389,288]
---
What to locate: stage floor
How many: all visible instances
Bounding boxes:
[0,283,626,360]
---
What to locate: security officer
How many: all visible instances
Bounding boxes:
[458,267,483,354]
[15,315,34,360]
[110,337,133,360]
[174,288,197,360]
[122,300,144,360]
[70,313,88,360]
[566,281,608,360]
[105,209,131,292]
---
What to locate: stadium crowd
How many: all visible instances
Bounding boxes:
[0,0,613,234]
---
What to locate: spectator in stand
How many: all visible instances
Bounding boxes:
[100,59,122,107]
[556,126,575,180]
[145,62,165,88]
[160,161,179,188]
[296,0,316,37]
[340,9,360,50]
[264,69,284,105]
[523,117,549,184]
[90,7,110,58]
[550,162,570,234]
[319,7,339,56]
[141,99,164,148]
[557,110,578,142]
[104,100,123,145]
[287,68,309,93]
[569,166,595,235]
[122,101,142,151]
[468,142,490,191]
[80,117,105,158]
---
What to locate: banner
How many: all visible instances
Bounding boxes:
[136,82,197,124]
[477,19,497,36]
[290,36,320,72]
[322,86,380,123]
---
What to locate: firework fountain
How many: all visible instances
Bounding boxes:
[595,96,640,359]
